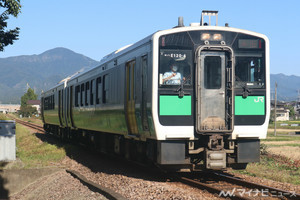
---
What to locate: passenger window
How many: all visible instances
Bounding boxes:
[90,80,94,105]
[96,77,101,104]
[85,81,89,106]
[52,94,55,109]
[103,75,109,103]
[81,84,84,106]
[75,85,80,107]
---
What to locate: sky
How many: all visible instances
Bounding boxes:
[1,0,300,76]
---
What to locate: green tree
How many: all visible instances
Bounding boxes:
[20,87,38,117]
[21,87,37,107]
[286,105,295,120]
[0,0,21,51]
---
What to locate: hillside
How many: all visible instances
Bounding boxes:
[0,48,99,103]
[0,47,298,103]
[270,74,300,101]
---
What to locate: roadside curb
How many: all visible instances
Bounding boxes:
[66,169,127,200]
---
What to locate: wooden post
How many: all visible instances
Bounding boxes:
[274,82,277,136]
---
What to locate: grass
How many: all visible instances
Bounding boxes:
[232,127,300,185]
[12,123,66,169]
[268,120,300,130]
[237,155,300,185]
[8,113,44,126]
[0,114,10,120]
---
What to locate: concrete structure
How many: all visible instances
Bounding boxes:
[0,120,16,161]
[0,104,20,113]
[271,101,290,121]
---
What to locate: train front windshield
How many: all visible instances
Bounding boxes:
[159,49,193,86]
[158,30,266,89]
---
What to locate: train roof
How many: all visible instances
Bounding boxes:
[42,23,268,96]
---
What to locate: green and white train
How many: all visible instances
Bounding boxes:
[42,11,270,171]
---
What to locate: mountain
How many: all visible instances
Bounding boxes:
[0,47,100,103]
[0,48,298,103]
[270,73,300,102]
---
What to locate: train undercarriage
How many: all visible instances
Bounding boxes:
[44,124,260,171]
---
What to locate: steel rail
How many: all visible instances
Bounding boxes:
[174,175,252,200]
[14,118,45,132]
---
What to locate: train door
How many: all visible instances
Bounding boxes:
[69,85,75,128]
[65,87,70,127]
[141,55,149,131]
[125,60,139,135]
[196,50,233,133]
[58,89,65,127]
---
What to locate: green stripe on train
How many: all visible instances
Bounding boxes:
[235,96,265,115]
[160,95,191,116]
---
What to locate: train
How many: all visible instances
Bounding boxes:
[41,11,270,171]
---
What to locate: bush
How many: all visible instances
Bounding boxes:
[260,143,268,155]
[19,105,37,117]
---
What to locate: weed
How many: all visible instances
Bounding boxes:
[14,124,66,168]
[260,143,268,155]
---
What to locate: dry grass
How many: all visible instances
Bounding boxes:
[267,146,300,161]
[262,141,300,145]
[245,160,300,184]
[233,133,300,185]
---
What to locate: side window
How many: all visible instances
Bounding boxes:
[81,83,84,106]
[52,94,55,109]
[90,79,94,105]
[75,85,80,107]
[85,81,89,106]
[103,74,109,103]
[96,77,101,104]
[44,97,49,110]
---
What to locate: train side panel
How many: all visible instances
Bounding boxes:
[42,85,62,126]
[71,66,127,134]
[69,42,155,139]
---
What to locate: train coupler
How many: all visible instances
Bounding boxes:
[206,134,226,169]
[206,150,226,169]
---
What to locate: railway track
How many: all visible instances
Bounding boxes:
[13,118,128,200]
[176,172,300,200]
[15,118,300,199]
[13,118,45,133]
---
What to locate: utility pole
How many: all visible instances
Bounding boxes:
[274,82,277,136]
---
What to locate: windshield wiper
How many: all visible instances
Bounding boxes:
[176,80,185,98]
[236,76,251,98]
[175,75,191,98]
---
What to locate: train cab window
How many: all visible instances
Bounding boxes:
[75,85,80,107]
[85,81,89,106]
[159,49,192,86]
[235,56,265,88]
[96,77,101,104]
[81,84,84,106]
[90,80,94,105]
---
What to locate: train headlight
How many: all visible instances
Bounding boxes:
[213,34,222,41]
[201,33,223,41]
[201,33,210,40]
